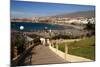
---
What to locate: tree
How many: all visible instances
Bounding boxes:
[85,20,95,36]
[15,34,26,55]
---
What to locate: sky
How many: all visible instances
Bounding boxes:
[11,1,95,18]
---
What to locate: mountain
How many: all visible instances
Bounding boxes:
[54,10,95,18]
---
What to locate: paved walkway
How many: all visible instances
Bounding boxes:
[24,45,68,65]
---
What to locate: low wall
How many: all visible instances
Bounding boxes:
[49,45,92,62]
[49,46,67,60]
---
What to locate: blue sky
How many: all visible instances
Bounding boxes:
[11,1,95,18]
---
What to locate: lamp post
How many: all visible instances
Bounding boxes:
[19,26,25,53]
[44,27,52,46]
[19,26,25,37]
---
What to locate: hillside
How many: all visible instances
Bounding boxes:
[54,10,95,18]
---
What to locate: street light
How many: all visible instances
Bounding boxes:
[20,26,24,31]
[19,25,24,35]
[19,25,25,54]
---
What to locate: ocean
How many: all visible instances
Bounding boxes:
[11,22,65,31]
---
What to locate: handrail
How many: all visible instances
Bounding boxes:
[11,44,34,66]
[49,43,68,60]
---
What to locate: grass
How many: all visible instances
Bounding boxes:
[68,47,95,60]
[58,36,95,60]
[58,44,65,52]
